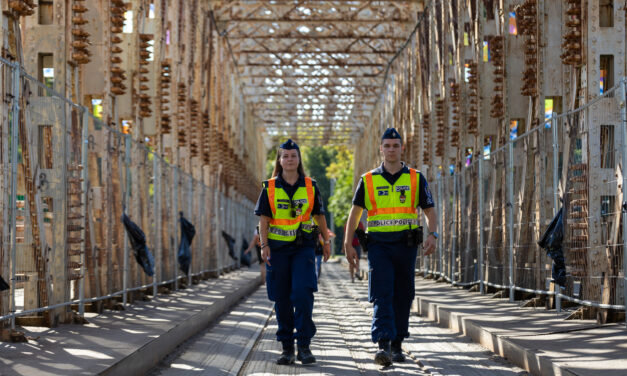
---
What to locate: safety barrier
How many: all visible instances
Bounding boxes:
[0,59,257,329]
[418,79,627,326]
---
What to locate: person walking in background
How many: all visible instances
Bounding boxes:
[314,233,324,279]
[254,139,332,365]
[314,228,335,279]
[344,128,438,366]
[344,221,365,282]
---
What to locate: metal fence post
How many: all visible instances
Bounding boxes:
[199,184,205,275]
[451,174,457,283]
[187,175,193,285]
[620,79,627,329]
[78,108,89,316]
[507,142,515,302]
[551,116,562,312]
[437,175,443,277]
[478,155,485,294]
[153,155,160,297]
[551,117,560,216]
[9,63,20,329]
[173,167,179,290]
[122,134,131,306]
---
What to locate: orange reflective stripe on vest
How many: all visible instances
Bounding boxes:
[268,177,315,225]
[364,172,377,213]
[303,177,314,219]
[410,168,417,208]
[268,178,277,216]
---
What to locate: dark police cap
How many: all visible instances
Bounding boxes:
[381,127,402,142]
[280,138,300,150]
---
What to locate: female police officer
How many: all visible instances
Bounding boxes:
[255,139,331,365]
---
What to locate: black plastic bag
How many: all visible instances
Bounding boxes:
[0,275,9,291]
[547,248,567,287]
[538,207,566,286]
[240,237,251,267]
[221,231,238,261]
[122,213,155,276]
[538,208,564,250]
[178,213,196,275]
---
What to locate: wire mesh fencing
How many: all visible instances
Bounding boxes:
[0,59,257,328]
[419,79,627,325]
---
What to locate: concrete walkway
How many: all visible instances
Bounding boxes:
[412,276,627,376]
[341,257,627,376]
[152,261,526,375]
[0,269,261,376]
[1,259,625,376]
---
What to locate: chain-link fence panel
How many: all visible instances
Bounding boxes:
[438,174,455,282]
[0,60,256,326]
[511,127,547,294]
[482,147,509,290]
[458,161,480,285]
[553,83,625,310]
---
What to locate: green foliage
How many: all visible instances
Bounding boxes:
[301,145,337,203]
[325,146,354,228]
[265,147,277,179]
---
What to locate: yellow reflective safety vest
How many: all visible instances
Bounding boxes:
[265,176,315,242]
[363,167,420,233]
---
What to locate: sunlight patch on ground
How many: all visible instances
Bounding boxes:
[64,348,114,360]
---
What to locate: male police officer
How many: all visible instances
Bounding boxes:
[344,128,438,366]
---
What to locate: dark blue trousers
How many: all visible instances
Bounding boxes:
[367,239,418,343]
[266,242,318,347]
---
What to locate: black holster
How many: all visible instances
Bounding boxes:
[311,224,320,243]
[354,228,369,253]
[295,225,305,247]
[404,226,424,248]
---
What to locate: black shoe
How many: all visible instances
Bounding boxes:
[297,345,316,364]
[276,346,295,365]
[391,340,405,362]
[374,340,392,366]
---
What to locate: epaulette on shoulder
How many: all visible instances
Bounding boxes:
[367,167,382,176]
[262,180,268,188]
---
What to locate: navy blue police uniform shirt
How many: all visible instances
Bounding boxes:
[255,174,325,217]
[352,163,434,242]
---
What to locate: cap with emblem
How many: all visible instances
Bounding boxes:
[381,127,402,143]
[279,138,300,150]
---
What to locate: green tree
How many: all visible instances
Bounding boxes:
[265,147,277,179]
[301,145,336,204]
[325,146,354,228]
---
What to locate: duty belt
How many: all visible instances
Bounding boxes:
[367,218,419,228]
[269,223,313,237]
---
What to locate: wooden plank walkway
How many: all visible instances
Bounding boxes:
[151,261,527,375]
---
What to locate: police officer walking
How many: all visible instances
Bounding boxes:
[344,128,438,366]
[255,139,332,365]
